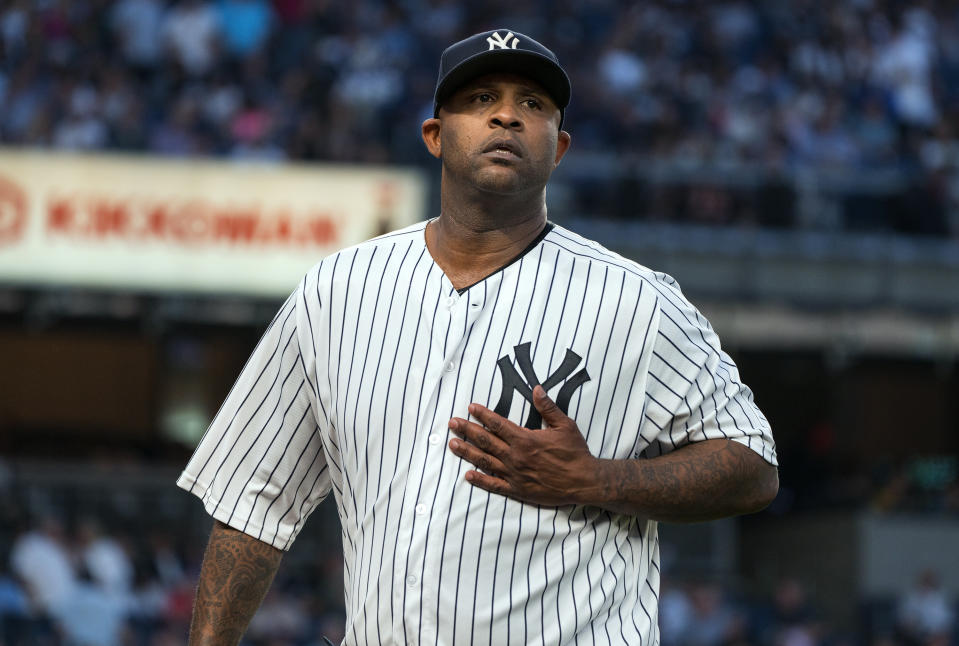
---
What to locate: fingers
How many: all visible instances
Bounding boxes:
[448,435,508,477]
[532,386,569,426]
[463,469,513,497]
[448,420,514,497]
[467,403,517,441]
[448,417,509,456]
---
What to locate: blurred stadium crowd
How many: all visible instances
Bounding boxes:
[0,511,955,646]
[0,461,956,646]
[1,0,959,233]
[0,472,349,646]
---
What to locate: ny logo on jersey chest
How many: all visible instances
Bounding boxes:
[494,342,590,430]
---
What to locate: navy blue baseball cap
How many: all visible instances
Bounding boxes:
[433,29,571,128]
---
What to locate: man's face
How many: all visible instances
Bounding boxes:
[422,73,571,196]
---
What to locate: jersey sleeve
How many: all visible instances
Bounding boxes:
[637,277,777,466]
[176,282,332,550]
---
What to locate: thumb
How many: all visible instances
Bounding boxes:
[532,386,567,426]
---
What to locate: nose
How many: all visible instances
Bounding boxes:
[489,101,523,130]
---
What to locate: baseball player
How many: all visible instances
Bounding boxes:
[178,29,778,646]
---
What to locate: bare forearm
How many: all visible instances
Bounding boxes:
[189,520,284,646]
[584,439,779,522]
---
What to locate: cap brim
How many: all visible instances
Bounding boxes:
[433,49,571,117]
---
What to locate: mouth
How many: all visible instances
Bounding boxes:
[482,139,523,161]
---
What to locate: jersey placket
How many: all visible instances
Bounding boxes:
[398,281,470,645]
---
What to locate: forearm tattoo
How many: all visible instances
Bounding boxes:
[601,439,778,521]
[189,520,284,646]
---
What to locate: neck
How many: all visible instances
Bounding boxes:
[427,176,549,290]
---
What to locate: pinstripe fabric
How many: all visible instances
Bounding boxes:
[177,220,777,645]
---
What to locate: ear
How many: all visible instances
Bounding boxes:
[553,130,571,168]
[421,118,442,159]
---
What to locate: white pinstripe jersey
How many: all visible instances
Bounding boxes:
[177,220,777,646]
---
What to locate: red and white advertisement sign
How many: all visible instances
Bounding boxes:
[0,149,426,295]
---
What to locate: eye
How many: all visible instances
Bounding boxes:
[474,92,495,103]
[524,98,542,110]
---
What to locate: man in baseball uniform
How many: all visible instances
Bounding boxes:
[179,28,778,645]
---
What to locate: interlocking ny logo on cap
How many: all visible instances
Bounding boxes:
[487,31,520,50]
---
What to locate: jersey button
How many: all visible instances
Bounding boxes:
[415,503,427,515]
[406,574,418,587]
[428,434,440,445]
[445,361,455,372]
[446,296,456,308]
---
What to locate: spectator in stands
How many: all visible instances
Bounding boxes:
[77,518,134,598]
[51,82,108,151]
[682,581,746,646]
[245,587,309,643]
[872,7,939,129]
[896,569,955,646]
[52,566,129,646]
[9,516,76,616]
[1,59,48,145]
[0,559,28,621]
[149,95,205,156]
[217,0,274,60]
[659,580,694,646]
[0,0,30,61]
[110,0,164,71]
[228,95,285,161]
[128,565,170,644]
[145,530,185,589]
[161,0,221,76]
[762,577,822,646]
[0,559,36,646]
[856,96,899,168]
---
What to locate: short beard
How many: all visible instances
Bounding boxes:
[442,155,550,198]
